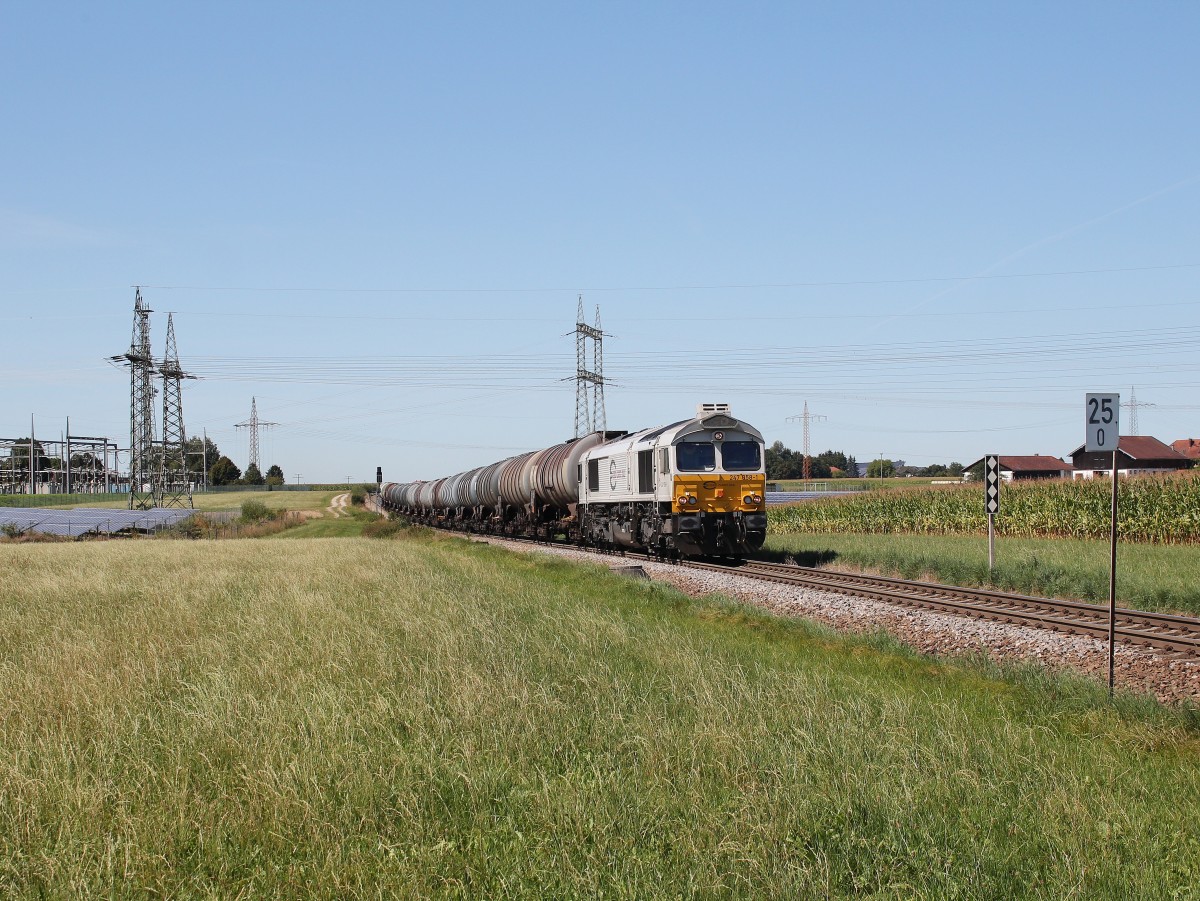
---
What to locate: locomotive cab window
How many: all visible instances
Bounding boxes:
[676,442,716,472]
[721,441,761,471]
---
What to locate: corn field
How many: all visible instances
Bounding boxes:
[770,473,1200,544]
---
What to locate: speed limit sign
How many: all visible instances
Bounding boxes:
[1085,393,1119,453]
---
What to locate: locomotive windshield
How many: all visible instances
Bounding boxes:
[676,442,716,472]
[720,441,761,471]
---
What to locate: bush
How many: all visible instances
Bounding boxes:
[350,486,367,506]
[240,500,276,524]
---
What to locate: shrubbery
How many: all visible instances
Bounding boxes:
[239,500,277,524]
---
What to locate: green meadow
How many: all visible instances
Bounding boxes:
[1,534,1197,898]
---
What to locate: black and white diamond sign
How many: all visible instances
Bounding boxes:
[984,455,1000,515]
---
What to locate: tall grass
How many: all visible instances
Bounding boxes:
[0,537,1198,897]
[772,472,1200,543]
[764,531,1200,615]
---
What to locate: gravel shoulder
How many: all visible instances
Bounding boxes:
[476,537,1200,706]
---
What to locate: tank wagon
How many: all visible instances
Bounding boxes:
[381,404,767,558]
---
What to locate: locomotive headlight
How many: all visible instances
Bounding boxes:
[687,496,698,506]
[678,495,688,506]
[752,493,763,503]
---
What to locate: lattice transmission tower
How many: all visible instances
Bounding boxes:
[158,313,196,508]
[113,287,159,510]
[573,296,607,438]
[1123,386,1154,436]
[786,401,827,482]
[235,397,277,474]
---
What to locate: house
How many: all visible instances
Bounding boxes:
[963,455,1074,482]
[1172,438,1200,461]
[1068,436,1191,479]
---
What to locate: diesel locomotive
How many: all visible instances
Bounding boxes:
[381,404,767,558]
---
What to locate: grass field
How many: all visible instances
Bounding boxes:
[7,489,342,514]
[0,492,128,508]
[1,535,1198,897]
[764,531,1200,617]
[269,505,379,539]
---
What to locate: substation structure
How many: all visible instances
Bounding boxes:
[0,432,122,495]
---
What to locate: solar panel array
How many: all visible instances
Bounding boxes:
[0,507,195,537]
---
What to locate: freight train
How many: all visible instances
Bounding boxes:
[381,404,767,558]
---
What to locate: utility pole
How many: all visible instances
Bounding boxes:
[109,288,159,509]
[1123,386,1154,436]
[158,313,196,508]
[786,402,827,484]
[573,296,607,438]
[235,397,278,473]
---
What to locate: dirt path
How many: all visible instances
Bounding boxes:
[327,493,350,517]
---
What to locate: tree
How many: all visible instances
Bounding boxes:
[4,439,50,474]
[242,463,265,485]
[767,442,860,480]
[185,435,221,480]
[69,452,102,469]
[265,464,284,487]
[208,456,241,486]
[816,450,849,473]
[765,441,804,480]
[866,458,895,478]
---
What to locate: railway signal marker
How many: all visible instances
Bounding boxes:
[1084,392,1121,696]
[984,455,1000,515]
[1085,393,1119,453]
[984,455,999,570]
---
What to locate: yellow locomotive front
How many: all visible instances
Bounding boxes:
[667,418,767,557]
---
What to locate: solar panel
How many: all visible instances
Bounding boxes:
[0,506,196,536]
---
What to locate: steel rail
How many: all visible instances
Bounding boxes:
[445,527,1200,658]
[684,559,1200,658]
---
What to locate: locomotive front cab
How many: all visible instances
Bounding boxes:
[667,409,767,557]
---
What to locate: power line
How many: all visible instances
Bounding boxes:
[121,261,1200,294]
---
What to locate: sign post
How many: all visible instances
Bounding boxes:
[984,455,1000,571]
[1085,393,1120,695]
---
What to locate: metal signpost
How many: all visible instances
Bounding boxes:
[1085,392,1120,695]
[984,455,1000,570]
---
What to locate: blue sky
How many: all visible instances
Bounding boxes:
[3,2,1198,481]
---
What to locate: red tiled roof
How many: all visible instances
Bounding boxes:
[1067,436,1190,461]
[999,456,1073,472]
[1172,439,1200,460]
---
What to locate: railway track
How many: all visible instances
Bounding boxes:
[464,531,1200,659]
[682,558,1200,659]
